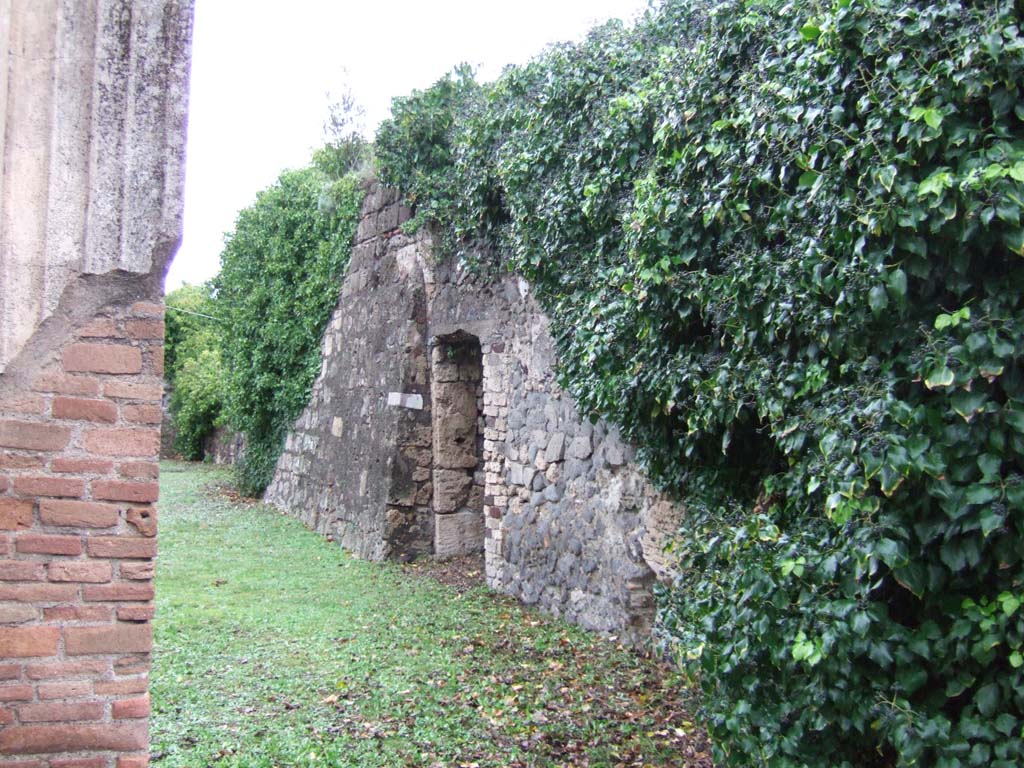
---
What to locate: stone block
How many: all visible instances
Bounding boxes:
[570,434,593,459]
[605,442,625,466]
[432,385,479,469]
[433,469,473,513]
[546,432,565,461]
[434,509,485,559]
[509,462,524,486]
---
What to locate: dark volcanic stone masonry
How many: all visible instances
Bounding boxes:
[264,182,684,643]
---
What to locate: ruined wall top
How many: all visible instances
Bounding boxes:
[0,0,193,372]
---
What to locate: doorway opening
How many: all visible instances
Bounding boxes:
[430,331,485,558]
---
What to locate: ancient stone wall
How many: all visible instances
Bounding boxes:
[265,185,435,561]
[268,183,683,643]
[0,2,192,765]
[201,427,243,466]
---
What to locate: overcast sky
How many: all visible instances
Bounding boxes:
[165,0,651,290]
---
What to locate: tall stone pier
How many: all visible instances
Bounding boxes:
[0,2,192,765]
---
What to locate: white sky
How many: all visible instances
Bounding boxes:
[165,0,651,289]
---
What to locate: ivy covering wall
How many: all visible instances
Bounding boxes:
[375,0,1024,764]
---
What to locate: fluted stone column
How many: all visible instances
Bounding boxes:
[0,1,192,764]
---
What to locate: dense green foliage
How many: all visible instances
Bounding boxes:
[214,167,363,495]
[376,0,1024,764]
[165,284,225,460]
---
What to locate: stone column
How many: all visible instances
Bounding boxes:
[0,1,192,764]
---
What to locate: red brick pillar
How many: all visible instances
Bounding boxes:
[0,1,191,763]
[1,300,165,765]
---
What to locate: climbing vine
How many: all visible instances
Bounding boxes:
[375,0,1024,764]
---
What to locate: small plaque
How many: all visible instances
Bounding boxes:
[387,392,424,410]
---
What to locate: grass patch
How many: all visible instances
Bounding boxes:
[152,461,711,767]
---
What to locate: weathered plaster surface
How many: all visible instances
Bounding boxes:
[0,0,190,375]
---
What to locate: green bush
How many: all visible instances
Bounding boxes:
[169,348,226,460]
[165,283,224,459]
[375,0,1024,764]
[165,283,218,382]
[214,167,363,496]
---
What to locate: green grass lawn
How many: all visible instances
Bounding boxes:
[151,461,711,767]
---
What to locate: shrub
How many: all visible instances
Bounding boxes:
[169,348,226,460]
[375,0,1024,764]
[214,167,363,495]
[165,283,224,459]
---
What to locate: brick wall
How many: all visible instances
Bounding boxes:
[0,300,164,766]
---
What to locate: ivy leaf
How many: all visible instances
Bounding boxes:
[979,507,1005,536]
[924,366,955,389]
[976,683,1000,717]
[862,452,883,480]
[897,666,928,695]
[868,285,889,316]
[995,712,1018,735]
[1005,228,1024,256]
[966,483,999,507]
[910,106,944,129]
[940,540,967,572]
[894,562,927,598]
[880,465,904,497]
[799,23,821,41]
[951,391,987,421]
[876,538,907,568]
[798,170,820,188]
[918,168,953,197]
[877,165,897,192]
[977,453,1001,479]
[1004,409,1024,434]
[999,592,1020,616]
[886,268,907,301]
[997,199,1020,225]
[851,612,871,636]
[868,642,894,668]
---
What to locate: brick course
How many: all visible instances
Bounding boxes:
[91,481,159,503]
[0,629,60,658]
[62,344,143,375]
[38,500,120,529]
[52,397,119,423]
[0,422,71,452]
[14,477,87,499]
[64,625,152,656]
[0,500,32,530]
[47,561,113,583]
[0,722,148,753]
[82,429,161,458]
